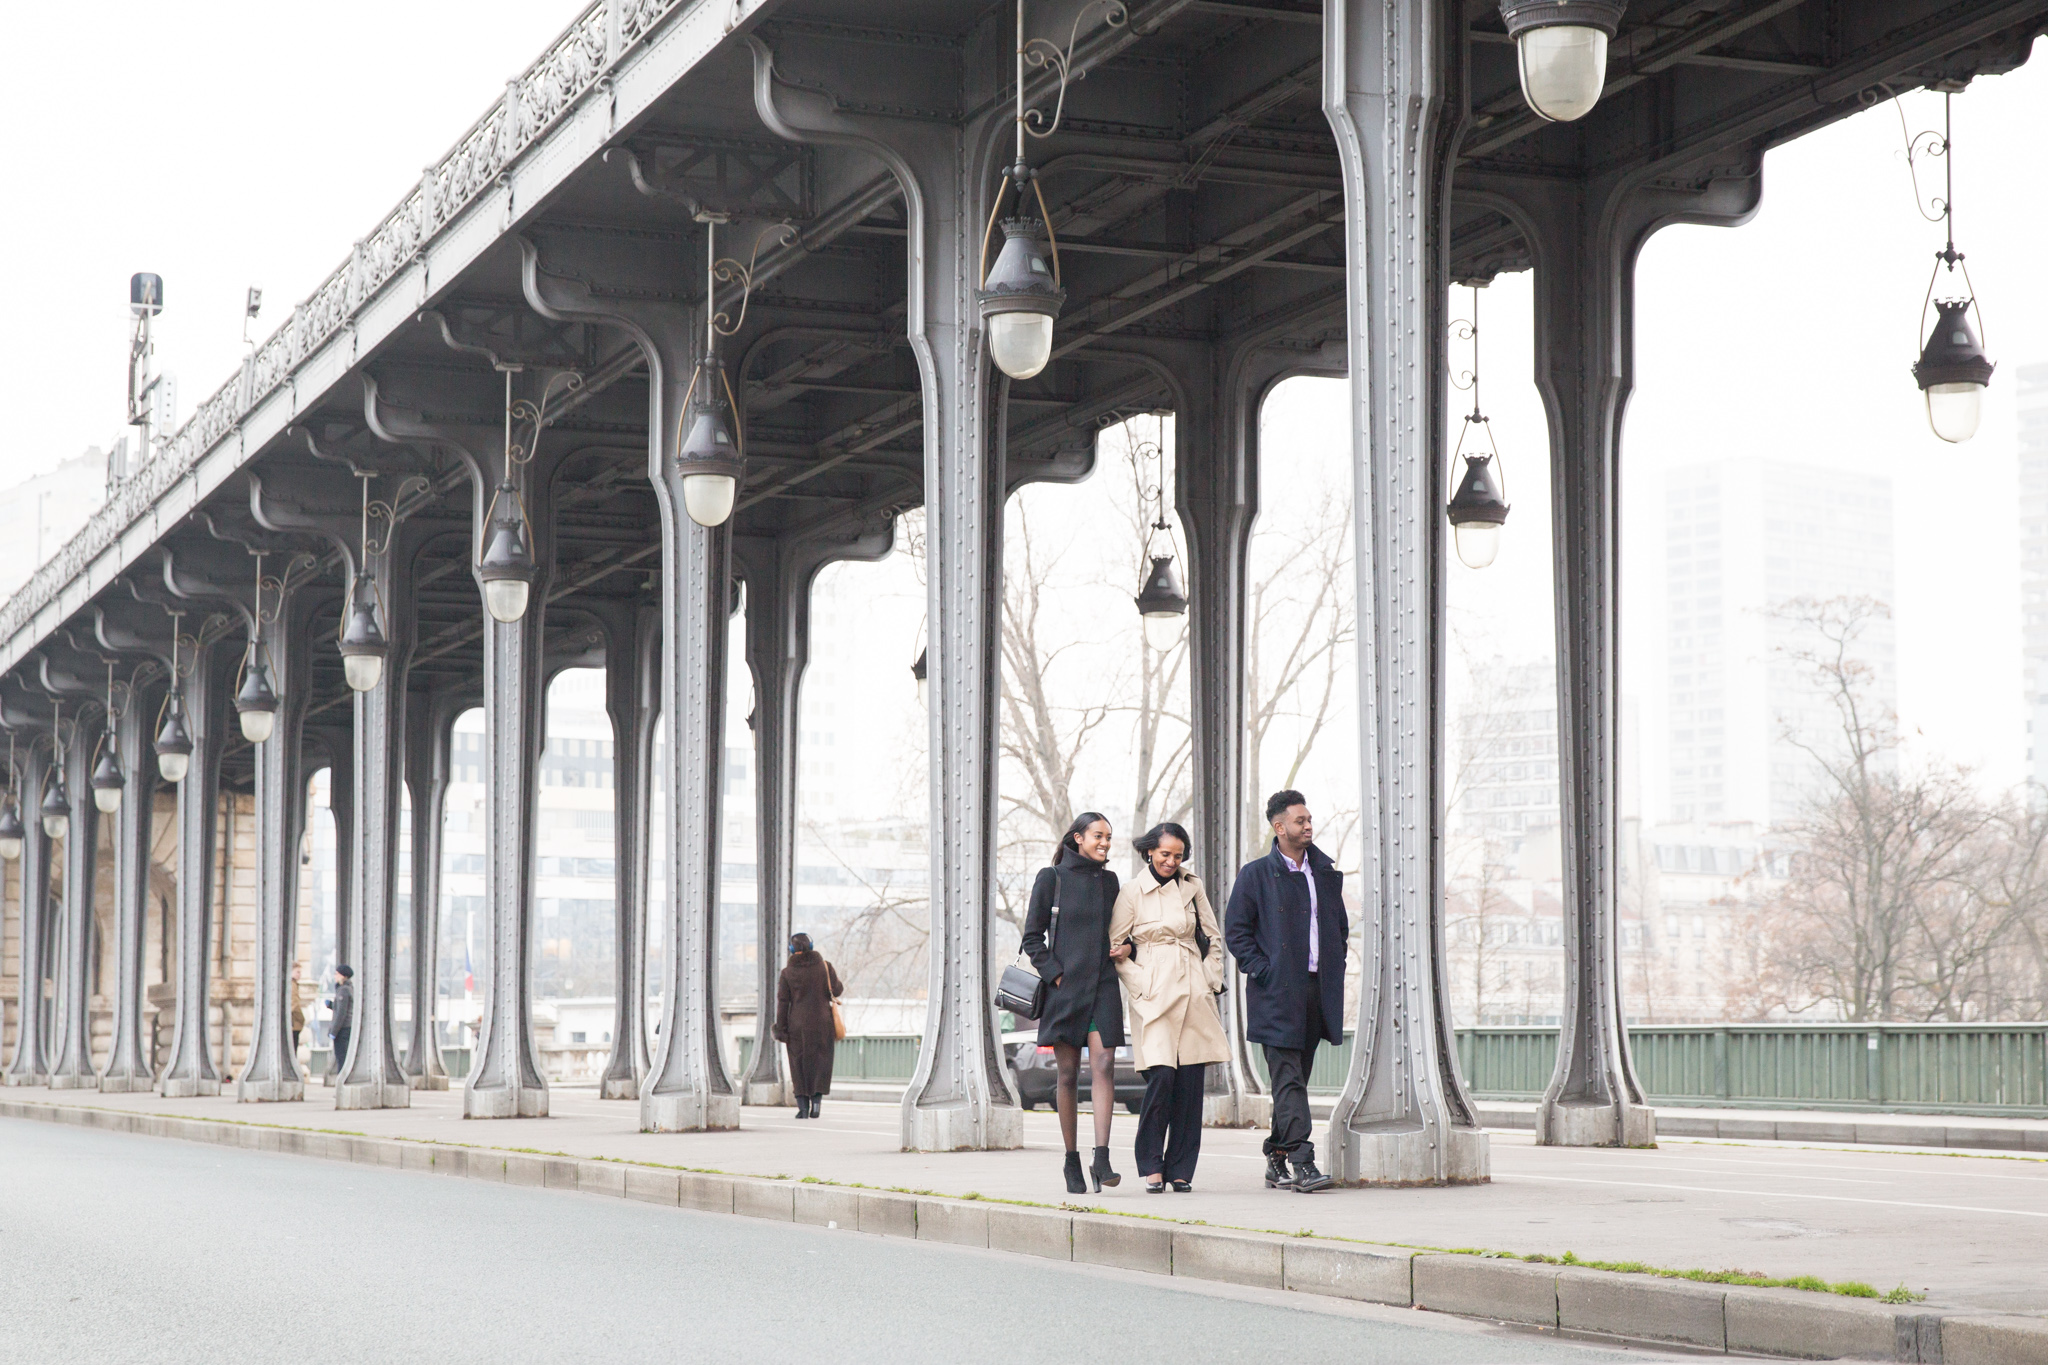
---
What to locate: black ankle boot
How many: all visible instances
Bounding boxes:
[1090,1146,1121,1192]
[796,1095,812,1119]
[1063,1151,1086,1194]
[1264,1151,1294,1189]
[810,1095,822,1119]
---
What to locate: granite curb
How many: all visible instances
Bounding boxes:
[4,1097,2036,1363]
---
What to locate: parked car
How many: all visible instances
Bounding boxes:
[1004,1021,1144,1114]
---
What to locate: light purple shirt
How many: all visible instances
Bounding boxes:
[1280,847,1319,973]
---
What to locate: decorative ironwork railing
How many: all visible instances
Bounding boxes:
[0,0,699,648]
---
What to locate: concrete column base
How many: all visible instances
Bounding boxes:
[1203,1091,1273,1129]
[408,1073,450,1092]
[158,1078,221,1098]
[1538,1098,1657,1148]
[47,1074,99,1091]
[901,1100,1024,1153]
[465,1084,549,1119]
[335,1080,411,1110]
[99,1073,154,1094]
[600,1075,641,1101]
[2,1072,46,1087]
[640,1089,739,1132]
[1331,1121,1491,1186]
[237,1078,305,1103]
[742,1079,791,1107]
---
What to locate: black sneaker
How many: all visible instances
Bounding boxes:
[1291,1160,1334,1193]
[1264,1152,1294,1189]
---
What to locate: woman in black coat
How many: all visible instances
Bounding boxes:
[1020,811,1129,1194]
[773,933,844,1120]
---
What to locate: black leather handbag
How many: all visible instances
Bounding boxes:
[995,901,1057,1019]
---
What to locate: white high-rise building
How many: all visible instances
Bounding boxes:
[1664,458,1896,829]
[2020,363,2048,789]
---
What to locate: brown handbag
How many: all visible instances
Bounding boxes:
[830,993,847,1041]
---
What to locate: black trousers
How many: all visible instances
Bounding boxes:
[1134,1063,1205,1183]
[330,1028,352,1076]
[1260,977,1323,1164]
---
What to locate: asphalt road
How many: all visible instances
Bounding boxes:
[0,1118,1720,1364]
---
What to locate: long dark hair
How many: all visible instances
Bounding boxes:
[1131,821,1192,874]
[1057,810,1110,862]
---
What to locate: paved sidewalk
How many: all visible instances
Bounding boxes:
[18,1086,2048,1315]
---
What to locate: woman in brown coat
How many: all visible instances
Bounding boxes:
[1110,822,1228,1192]
[773,933,843,1119]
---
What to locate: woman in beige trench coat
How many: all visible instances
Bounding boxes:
[1110,822,1228,1192]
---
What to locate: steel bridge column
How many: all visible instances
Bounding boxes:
[4,751,52,1085]
[1183,349,1271,1130]
[748,34,1022,1152]
[597,605,654,1101]
[240,588,316,1102]
[317,730,355,990]
[48,719,101,1089]
[1321,0,1488,1184]
[100,685,158,1092]
[518,237,734,1132]
[159,643,227,1097]
[401,686,458,1092]
[335,539,413,1111]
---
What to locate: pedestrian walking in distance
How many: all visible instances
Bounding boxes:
[1022,811,1128,1194]
[1224,791,1346,1193]
[328,965,356,1079]
[289,961,307,1056]
[1111,822,1228,1193]
[773,933,843,1119]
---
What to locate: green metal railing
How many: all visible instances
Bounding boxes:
[1455,1024,2048,1118]
[737,1024,2048,1117]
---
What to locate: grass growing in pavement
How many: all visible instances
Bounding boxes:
[1446,1247,1925,1300]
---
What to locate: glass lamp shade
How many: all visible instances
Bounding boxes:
[239,708,276,745]
[0,805,21,861]
[979,218,1066,381]
[155,704,193,785]
[338,581,389,693]
[1498,2,1625,123]
[911,647,928,707]
[342,653,385,693]
[1447,453,1512,570]
[41,783,69,842]
[1913,300,1995,445]
[92,745,124,813]
[682,473,738,529]
[988,313,1055,382]
[483,578,531,626]
[1133,555,1189,651]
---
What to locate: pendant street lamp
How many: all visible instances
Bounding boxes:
[0,734,23,860]
[477,368,578,622]
[1130,415,1187,651]
[340,474,390,692]
[236,556,281,743]
[977,0,1113,381]
[154,697,192,784]
[0,800,22,862]
[42,705,69,842]
[41,774,69,843]
[1446,286,1511,569]
[1498,1,1625,123]
[911,645,928,708]
[1902,94,1994,444]
[674,215,789,529]
[91,663,125,813]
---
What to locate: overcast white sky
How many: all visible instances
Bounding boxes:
[2,9,2042,826]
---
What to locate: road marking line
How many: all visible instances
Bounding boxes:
[1502,1171,2048,1218]
[1530,1161,1888,1185]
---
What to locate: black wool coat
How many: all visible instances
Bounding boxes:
[774,951,844,1095]
[1020,847,1125,1049]
[1224,840,1347,1050]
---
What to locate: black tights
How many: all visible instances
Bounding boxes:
[1052,1032,1116,1153]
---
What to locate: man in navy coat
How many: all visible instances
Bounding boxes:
[1225,790,1345,1192]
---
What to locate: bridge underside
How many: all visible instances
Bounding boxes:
[0,0,2040,1175]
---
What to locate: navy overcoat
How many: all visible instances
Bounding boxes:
[1223,840,1347,1050]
